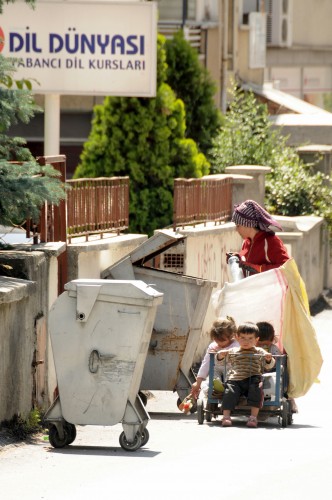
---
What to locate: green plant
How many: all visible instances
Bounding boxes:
[210,82,277,171]
[210,81,332,237]
[0,55,67,227]
[2,408,43,440]
[74,35,209,235]
[165,30,223,157]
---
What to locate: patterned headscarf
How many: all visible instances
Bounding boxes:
[231,200,283,233]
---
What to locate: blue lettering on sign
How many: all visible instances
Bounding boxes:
[16,57,61,68]
[50,32,145,55]
[13,55,146,71]
[111,35,125,54]
[48,30,145,55]
[88,59,145,70]
[9,31,42,53]
[49,34,63,53]
[7,27,146,56]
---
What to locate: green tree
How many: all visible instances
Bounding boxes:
[210,83,332,233]
[0,55,66,228]
[74,35,209,235]
[165,30,222,157]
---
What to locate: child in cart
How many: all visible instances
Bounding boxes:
[191,316,238,400]
[216,321,275,428]
[257,321,298,413]
[257,321,281,364]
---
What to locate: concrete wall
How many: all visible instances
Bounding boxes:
[293,0,332,47]
[0,278,37,423]
[0,235,147,424]
[297,145,332,180]
[0,168,329,424]
[0,250,53,423]
[275,215,330,293]
[67,234,147,282]
[273,122,332,147]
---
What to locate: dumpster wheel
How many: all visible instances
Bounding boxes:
[48,424,70,448]
[64,422,77,445]
[119,431,142,451]
[141,428,149,447]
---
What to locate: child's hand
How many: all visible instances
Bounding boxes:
[216,349,227,361]
[191,380,202,398]
[265,353,272,363]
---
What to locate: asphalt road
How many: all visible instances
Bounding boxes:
[0,307,331,500]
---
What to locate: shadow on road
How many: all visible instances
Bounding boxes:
[45,445,161,457]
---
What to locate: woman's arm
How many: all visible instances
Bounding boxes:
[240,234,290,273]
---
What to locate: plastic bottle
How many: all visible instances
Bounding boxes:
[228,255,244,282]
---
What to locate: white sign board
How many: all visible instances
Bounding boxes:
[0,1,157,96]
[249,12,266,69]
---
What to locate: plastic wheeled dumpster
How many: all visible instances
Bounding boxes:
[101,230,217,407]
[44,279,163,451]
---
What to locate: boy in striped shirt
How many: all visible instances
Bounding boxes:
[216,321,275,428]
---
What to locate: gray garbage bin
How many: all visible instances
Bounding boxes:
[101,230,217,407]
[44,279,163,451]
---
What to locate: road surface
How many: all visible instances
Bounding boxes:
[0,308,331,500]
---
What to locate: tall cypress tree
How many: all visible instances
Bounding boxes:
[74,35,209,235]
[165,30,222,158]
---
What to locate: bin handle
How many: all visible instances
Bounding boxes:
[88,349,116,374]
[89,350,100,373]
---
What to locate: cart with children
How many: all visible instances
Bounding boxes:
[196,343,293,427]
[191,258,323,428]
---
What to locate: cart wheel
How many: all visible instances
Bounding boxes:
[287,400,293,425]
[281,399,288,427]
[197,399,205,425]
[48,424,69,448]
[64,422,77,445]
[119,431,142,452]
[205,402,216,423]
[141,428,150,447]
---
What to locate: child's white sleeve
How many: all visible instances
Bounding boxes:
[197,348,211,379]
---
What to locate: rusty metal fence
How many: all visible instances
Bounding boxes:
[66,176,129,242]
[173,177,233,230]
[27,156,129,244]
[30,158,230,240]
[37,155,67,244]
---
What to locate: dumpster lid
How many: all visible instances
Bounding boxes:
[64,279,163,299]
[101,229,185,279]
[64,279,163,322]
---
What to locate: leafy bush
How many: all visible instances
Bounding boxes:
[210,82,332,235]
[2,408,42,440]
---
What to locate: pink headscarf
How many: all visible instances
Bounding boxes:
[231,200,283,234]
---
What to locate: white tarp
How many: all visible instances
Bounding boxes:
[212,259,323,398]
